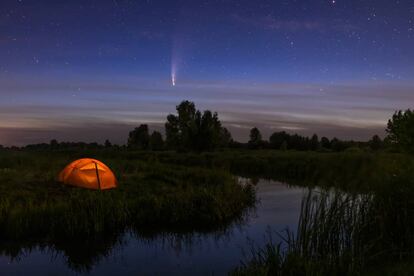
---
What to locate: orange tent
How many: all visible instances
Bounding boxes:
[58,158,117,190]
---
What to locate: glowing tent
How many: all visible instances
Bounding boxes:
[58,158,117,190]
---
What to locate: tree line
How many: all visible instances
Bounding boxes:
[126,100,391,152]
[128,101,232,151]
[242,127,384,152]
[4,100,413,153]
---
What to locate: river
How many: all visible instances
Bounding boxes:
[0,179,308,275]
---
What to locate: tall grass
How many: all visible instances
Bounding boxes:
[107,149,414,193]
[2,148,414,274]
[0,150,255,241]
[233,174,414,275]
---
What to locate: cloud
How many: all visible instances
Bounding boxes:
[0,124,133,147]
[1,76,412,146]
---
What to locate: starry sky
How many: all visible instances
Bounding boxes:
[1,0,413,146]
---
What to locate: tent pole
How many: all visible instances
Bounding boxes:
[95,162,101,190]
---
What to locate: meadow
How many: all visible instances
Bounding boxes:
[100,149,414,192]
[1,148,414,274]
[0,149,255,242]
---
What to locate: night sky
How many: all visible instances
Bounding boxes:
[1,0,413,146]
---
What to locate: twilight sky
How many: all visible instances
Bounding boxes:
[1,0,413,146]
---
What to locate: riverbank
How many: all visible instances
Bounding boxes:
[0,178,304,274]
[2,148,413,275]
[88,149,414,192]
[230,158,414,275]
[0,149,255,242]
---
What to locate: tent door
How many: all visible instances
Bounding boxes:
[94,163,102,190]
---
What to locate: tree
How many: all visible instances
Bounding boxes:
[104,139,112,148]
[289,134,306,150]
[310,134,319,151]
[386,109,414,152]
[269,131,289,149]
[330,137,346,151]
[165,101,195,150]
[220,127,233,147]
[320,136,331,149]
[165,100,228,151]
[150,131,164,151]
[269,131,318,151]
[128,124,150,150]
[176,101,197,148]
[280,140,288,151]
[165,114,180,149]
[196,110,223,151]
[248,127,262,149]
[50,139,58,150]
[369,135,382,151]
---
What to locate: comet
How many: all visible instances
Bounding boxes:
[171,32,185,87]
[171,69,176,86]
[171,56,177,86]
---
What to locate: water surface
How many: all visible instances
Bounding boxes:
[0,180,307,275]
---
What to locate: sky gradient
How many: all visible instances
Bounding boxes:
[1,0,413,146]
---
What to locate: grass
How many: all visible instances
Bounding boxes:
[233,172,414,275]
[0,149,255,242]
[2,148,414,274]
[95,149,414,192]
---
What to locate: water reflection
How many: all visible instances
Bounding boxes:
[0,180,308,275]
[0,231,125,273]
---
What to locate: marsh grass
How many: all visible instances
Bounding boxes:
[110,150,414,193]
[0,150,255,242]
[233,175,414,275]
[2,148,414,274]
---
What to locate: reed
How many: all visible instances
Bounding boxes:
[233,174,414,275]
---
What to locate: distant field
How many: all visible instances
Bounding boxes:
[90,149,414,192]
